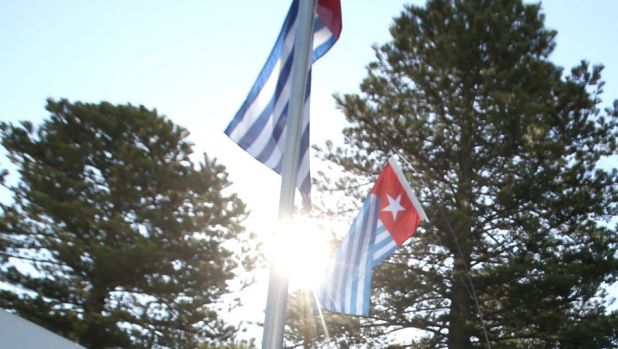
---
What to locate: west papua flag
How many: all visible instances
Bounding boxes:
[224,0,342,206]
[317,157,428,315]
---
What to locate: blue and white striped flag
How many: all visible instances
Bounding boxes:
[318,157,428,315]
[224,0,342,205]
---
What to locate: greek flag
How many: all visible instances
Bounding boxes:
[318,157,428,315]
[224,0,342,205]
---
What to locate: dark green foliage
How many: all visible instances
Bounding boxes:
[285,290,368,349]
[200,339,257,349]
[0,99,249,349]
[301,0,618,347]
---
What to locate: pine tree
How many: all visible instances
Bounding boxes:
[0,99,250,349]
[309,0,618,347]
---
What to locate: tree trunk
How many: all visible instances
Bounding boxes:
[448,99,475,348]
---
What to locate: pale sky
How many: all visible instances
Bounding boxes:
[1,0,617,344]
[1,0,617,217]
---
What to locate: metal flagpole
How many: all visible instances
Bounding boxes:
[261,1,317,348]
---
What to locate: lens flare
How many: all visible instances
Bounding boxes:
[266,216,331,291]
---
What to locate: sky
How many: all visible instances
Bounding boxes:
[1,0,618,344]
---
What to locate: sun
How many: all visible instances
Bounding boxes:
[265,215,333,291]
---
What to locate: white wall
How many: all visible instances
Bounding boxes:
[0,309,86,349]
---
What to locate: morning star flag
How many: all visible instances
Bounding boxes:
[224,0,342,205]
[318,157,428,316]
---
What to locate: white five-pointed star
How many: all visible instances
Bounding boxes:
[383,194,405,221]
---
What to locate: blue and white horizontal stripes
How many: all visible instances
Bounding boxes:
[317,194,399,316]
[225,0,339,205]
[318,157,427,316]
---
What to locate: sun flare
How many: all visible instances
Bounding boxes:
[266,216,333,291]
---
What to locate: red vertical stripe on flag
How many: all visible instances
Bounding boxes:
[317,0,342,38]
[370,163,422,247]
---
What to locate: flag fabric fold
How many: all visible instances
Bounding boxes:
[224,0,341,205]
[317,157,428,316]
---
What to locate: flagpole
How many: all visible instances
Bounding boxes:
[262,1,317,349]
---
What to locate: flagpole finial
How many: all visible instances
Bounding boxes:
[391,151,418,175]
